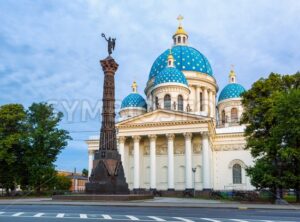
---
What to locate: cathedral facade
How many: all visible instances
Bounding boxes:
[87,19,254,191]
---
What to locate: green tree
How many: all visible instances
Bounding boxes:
[25,103,71,193]
[54,174,72,191]
[271,89,300,202]
[241,73,300,202]
[0,104,27,193]
[82,168,88,177]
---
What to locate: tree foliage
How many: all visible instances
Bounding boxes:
[0,104,27,192]
[82,168,88,177]
[241,72,300,201]
[54,174,72,191]
[25,103,71,192]
[0,102,71,194]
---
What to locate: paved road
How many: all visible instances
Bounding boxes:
[0,205,299,222]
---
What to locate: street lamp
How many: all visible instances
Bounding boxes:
[192,167,197,197]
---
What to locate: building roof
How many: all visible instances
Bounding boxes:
[121,93,147,109]
[149,45,213,80]
[218,83,246,102]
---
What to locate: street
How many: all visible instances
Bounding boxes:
[0,205,299,222]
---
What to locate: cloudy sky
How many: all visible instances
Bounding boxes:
[1,0,299,172]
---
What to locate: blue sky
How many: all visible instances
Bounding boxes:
[0,0,299,173]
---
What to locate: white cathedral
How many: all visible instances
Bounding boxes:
[87,18,254,192]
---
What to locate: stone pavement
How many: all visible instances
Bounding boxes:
[0,197,299,210]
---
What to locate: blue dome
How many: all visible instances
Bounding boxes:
[149,45,213,80]
[218,83,246,102]
[154,67,188,87]
[121,93,147,109]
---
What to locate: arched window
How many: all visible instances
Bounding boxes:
[164,94,171,110]
[200,92,203,111]
[177,95,183,111]
[231,108,238,123]
[183,36,186,43]
[178,36,181,43]
[233,164,242,184]
[221,110,226,124]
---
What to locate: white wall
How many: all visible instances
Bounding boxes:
[214,150,254,190]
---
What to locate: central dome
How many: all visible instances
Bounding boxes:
[149,45,213,80]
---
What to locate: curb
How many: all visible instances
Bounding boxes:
[0,201,299,210]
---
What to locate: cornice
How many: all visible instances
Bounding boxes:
[117,119,209,129]
[215,132,245,138]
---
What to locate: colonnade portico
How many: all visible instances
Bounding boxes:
[117,132,212,191]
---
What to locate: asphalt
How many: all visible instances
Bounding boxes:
[0,204,300,222]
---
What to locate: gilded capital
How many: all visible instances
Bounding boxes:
[166,133,175,141]
[148,134,157,141]
[183,132,192,139]
[202,131,209,138]
[132,135,141,142]
[118,136,126,144]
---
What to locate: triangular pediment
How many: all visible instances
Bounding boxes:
[117,109,209,126]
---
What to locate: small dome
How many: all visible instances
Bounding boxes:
[149,45,213,81]
[218,83,246,102]
[121,93,147,109]
[154,67,188,87]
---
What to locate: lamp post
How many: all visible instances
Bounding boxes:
[192,167,196,197]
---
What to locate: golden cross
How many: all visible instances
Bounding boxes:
[132,81,137,93]
[177,15,184,25]
[231,64,235,70]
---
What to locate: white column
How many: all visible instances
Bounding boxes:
[118,136,126,164]
[184,132,193,190]
[195,86,200,113]
[88,151,94,178]
[209,90,213,118]
[133,135,141,189]
[149,135,157,190]
[203,88,208,115]
[75,179,78,192]
[167,134,175,190]
[202,132,211,189]
[212,92,216,119]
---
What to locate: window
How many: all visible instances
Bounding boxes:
[164,94,171,110]
[183,36,186,43]
[200,92,203,111]
[177,95,183,111]
[178,36,181,43]
[221,110,226,124]
[233,164,242,184]
[231,108,238,123]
